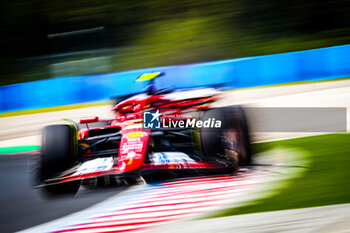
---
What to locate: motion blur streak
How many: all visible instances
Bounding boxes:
[24,171,269,233]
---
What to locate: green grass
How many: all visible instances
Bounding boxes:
[0,145,40,154]
[215,133,350,217]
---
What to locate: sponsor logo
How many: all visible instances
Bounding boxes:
[120,132,144,163]
[77,157,113,174]
[126,132,145,138]
[121,142,143,153]
[150,152,194,165]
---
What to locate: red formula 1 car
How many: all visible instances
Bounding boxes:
[35,72,251,196]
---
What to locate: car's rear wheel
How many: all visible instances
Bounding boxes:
[39,124,80,197]
[200,106,251,171]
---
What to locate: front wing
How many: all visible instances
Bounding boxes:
[41,152,230,186]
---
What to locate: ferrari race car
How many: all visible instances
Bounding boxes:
[35,72,252,196]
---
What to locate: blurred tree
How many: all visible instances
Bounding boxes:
[0,0,350,85]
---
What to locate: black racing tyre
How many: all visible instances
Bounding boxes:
[43,181,81,196]
[39,124,80,196]
[200,106,252,170]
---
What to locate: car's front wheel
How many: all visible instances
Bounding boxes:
[38,124,80,197]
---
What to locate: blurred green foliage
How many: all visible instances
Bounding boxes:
[1,0,350,85]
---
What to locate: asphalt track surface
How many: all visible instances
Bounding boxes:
[0,153,127,233]
[0,153,269,233]
[5,147,303,233]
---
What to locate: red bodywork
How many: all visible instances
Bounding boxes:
[51,89,223,184]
